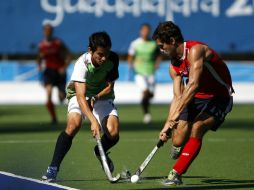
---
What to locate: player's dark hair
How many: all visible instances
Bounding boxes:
[89,32,112,52]
[43,23,53,30]
[152,21,184,43]
[140,23,150,30]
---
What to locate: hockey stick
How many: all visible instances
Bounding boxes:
[134,127,173,177]
[134,139,164,176]
[96,136,121,183]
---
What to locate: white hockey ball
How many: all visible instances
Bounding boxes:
[130,175,139,183]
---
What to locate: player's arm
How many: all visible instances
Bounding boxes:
[127,41,135,68]
[96,82,115,99]
[170,45,205,122]
[59,42,72,74]
[37,47,44,71]
[127,54,134,68]
[90,81,115,107]
[159,66,183,141]
[91,52,119,106]
[75,81,100,137]
[168,65,185,119]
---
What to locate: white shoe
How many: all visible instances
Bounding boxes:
[161,169,182,186]
[143,113,151,124]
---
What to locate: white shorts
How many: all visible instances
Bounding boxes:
[135,74,155,93]
[67,96,118,127]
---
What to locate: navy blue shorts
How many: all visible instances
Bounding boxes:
[42,68,67,93]
[179,96,233,131]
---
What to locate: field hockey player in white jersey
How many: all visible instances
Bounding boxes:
[42,31,120,182]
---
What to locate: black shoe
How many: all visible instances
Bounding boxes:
[51,118,58,126]
[94,146,114,173]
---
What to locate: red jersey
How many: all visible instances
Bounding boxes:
[39,38,65,70]
[172,41,233,99]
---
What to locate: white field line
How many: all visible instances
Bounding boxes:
[0,171,79,190]
[0,138,253,144]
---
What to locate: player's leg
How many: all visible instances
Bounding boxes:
[42,97,83,182]
[173,113,214,174]
[93,100,119,172]
[170,120,190,159]
[94,115,119,172]
[169,100,198,160]
[135,74,154,124]
[165,96,233,185]
[142,89,152,123]
[43,69,58,124]
[101,115,120,153]
[45,84,57,124]
[51,112,82,167]
[164,113,214,186]
[143,75,155,124]
[42,112,82,182]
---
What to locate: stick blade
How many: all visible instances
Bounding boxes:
[110,173,121,183]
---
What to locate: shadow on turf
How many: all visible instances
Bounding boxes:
[132,177,254,190]
[0,119,253,134]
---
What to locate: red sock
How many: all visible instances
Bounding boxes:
[173,137,202,175]
[46,101,57,121]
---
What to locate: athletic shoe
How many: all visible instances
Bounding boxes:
[143,113,152,124]
[170,145,182,160]
[42,166,58,182]
[94,147,114,173]
[161,169,183,186]
[50,118,58,126]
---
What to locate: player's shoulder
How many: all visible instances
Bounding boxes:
[38,40,46,48]
[186,40,207,49]
[108,51,119,65]
[53,38,64,46]
[74,52,88,66]
[132,37,143,45]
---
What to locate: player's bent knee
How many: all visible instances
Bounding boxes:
[106,126,119,140]
[66,113,82,134]
[104,115,119,138]
[172,137,186,147]
[191,123,205,138]
[65,124,81,136]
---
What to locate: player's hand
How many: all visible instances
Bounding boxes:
[159,120,177,142]
[90,121,101,138]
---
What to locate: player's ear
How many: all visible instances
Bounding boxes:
[170,37,176,45]
[88,47,93,54]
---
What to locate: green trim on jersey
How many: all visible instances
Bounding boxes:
[133,40,157,75]
[66,53,117,100]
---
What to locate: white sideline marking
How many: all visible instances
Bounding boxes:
[0,171,79,190]
[0,138,253,144]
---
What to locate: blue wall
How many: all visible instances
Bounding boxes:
[1,0,254,54]
[1,61,254,83]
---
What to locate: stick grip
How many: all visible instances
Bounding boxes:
[156,127,172,148]
[156,140,164,148]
